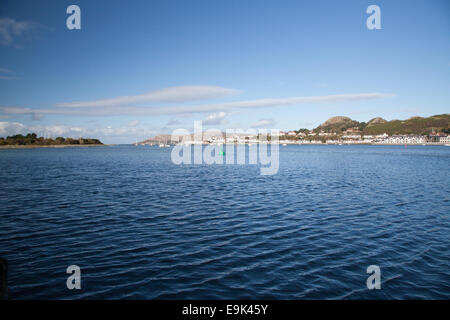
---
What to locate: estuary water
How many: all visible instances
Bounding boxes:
[0,145,449,299]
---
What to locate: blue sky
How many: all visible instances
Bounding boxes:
[0,0,449,143]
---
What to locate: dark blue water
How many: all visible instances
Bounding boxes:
[0,145,449,299]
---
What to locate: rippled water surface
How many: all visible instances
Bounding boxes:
[0,145,449,299]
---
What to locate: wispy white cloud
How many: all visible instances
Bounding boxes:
[0,67,18,80]
[203,111,227,125]
[57,86,240,107]
[0,121,26,136]
[251,118,276,128]
[0,122,87,138]
[0,121,158,142]
[166,119,181,126]
[31,113,44,121]
[0,92,394,117]
[127,120,140,127]
[0,18,44,47]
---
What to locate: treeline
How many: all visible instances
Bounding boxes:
[0,133,103,146]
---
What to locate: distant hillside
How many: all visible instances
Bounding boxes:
[315,116,360,133]
[139,134,173,144]
[366,117,387,127]
[313,114,450,135]
[363,114,450,135]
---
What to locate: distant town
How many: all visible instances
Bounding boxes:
[139,114,450,146]
[141,131,450,146]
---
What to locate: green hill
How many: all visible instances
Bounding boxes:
[313,114,450,135]
[315,116,360,133]
[363,114,450,135]
[366,117,388,127]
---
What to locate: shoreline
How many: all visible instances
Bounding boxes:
[0,144,108,149]
[1,143,448,149]
[144,142,450,146]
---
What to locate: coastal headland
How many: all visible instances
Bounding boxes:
[0,133,104,149]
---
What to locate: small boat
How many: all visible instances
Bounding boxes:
[282,143,287,146]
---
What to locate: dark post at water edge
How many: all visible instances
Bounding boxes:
[0,258,9,300]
